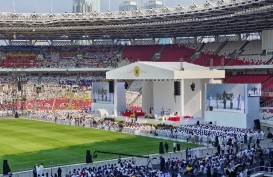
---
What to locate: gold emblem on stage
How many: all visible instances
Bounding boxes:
[134,66,140,77]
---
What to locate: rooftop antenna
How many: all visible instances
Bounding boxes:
[12,0,16,13]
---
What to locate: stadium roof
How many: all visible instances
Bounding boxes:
[0,0,273,40]
[106,62,225,80]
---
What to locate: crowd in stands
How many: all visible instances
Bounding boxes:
[0,40,271,70]
[0,75,95,112]
[0,45,122,69]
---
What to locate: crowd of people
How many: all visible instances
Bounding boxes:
[156,124,264,146]
[0,45,123,69]
[8,112,269,177]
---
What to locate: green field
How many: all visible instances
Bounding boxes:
[0,119,197,172]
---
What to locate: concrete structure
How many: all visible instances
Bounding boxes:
[119,1,137,12]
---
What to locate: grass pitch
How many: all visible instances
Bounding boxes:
[0,119,197,172]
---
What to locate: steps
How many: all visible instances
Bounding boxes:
[197,43,206,52]
[215,40,228,55]
[130,94,142,106]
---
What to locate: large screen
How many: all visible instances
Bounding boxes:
[92,82,112,103]
[206,84,246,113]
[247,84,261,97]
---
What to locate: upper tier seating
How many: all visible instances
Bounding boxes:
[218,41,246,56]
[241,40,263,55]
[201,42,222,54]
[122,45,161,62]
[0,41,268,69]
[226,74,271,84]
[183,43,203,51]
[227,55,271,66]
[0,53,38,68]
[192,53,211,66]
[159,44,195,62]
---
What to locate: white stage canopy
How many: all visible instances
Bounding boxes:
[106,62,225,80]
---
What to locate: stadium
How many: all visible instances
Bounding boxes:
[0,0,273,176]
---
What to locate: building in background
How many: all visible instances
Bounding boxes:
[72,0,92,13]
[119,0,137,11]
[89,0,101,12]
[143,0,164,9]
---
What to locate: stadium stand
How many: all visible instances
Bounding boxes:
[159,44,195,62]
[218,41,246,56]
[242,40,264,55]
[122,45,162,62]
[225,74,271,84]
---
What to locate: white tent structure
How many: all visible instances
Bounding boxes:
[106,62,225,121]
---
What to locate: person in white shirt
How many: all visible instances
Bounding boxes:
[173,142,177,153]
[38,163,44,176]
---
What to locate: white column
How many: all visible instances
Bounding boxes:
[180,79,184,124]
[113,79,118,117]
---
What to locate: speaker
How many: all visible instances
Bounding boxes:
[124,82,128,89]
[109,81,114,93]
[254,119,261,130]
[190,82,195,91]
[3,160,10,175]
[174,81,181,96]
[17,81,22,91]
[86,150,93,163]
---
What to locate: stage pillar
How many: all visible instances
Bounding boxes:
[180,79,184,123]
[114,79,118,116]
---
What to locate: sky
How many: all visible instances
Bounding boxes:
[0,0,206,13]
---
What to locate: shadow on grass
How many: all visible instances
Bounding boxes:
[0,135,197,172]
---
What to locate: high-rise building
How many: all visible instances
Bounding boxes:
[119,1,137,12]
[73,0,92,13]
[143,0,164,9]
[89,0,101,13]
